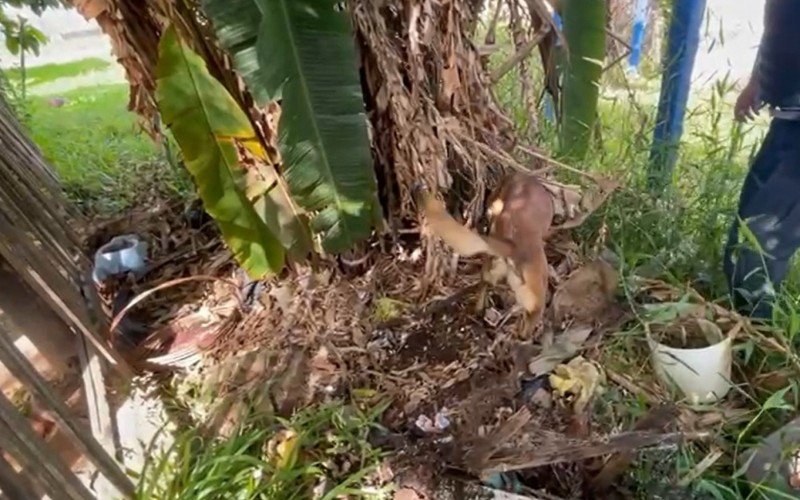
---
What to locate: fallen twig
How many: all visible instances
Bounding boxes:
[605,28,632,50]
[465,408,533,472]
[479,430,710,475]
[515,143,604,182]
[144,238,220,277]
[451,129,533,174]
[589,404,679,491]
[108,275,242,336]
[677,447,724,487]
[422,283,483,316]
[606,369,661,405]
[491,28,551,83]
[602,50,632,74]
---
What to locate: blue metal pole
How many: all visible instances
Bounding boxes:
[628,0,649,73]
[648,0,707,192]
[552,12,563,42]
[543,90,556,122]
[543,12,563,123]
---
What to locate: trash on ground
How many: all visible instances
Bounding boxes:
[549,355,604,414]
[528,326,593,376]
[92,233,147,283]
[414,409,451,434]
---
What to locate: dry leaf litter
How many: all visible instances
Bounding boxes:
[76,164,766,500]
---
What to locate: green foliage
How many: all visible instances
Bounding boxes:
[199,0,266,103]
[156,27,311,278]
[4,57,111,85]
[21,83,166,211]
[0,14,47,56]
[2,0,63,16]
[201,0,380,253]
[0,0,61,58]
[558,0,606,161]
[136,402,388,500]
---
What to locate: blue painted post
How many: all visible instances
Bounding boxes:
[543,11,563,123]
[628,0,649,73]
[648,0,707,192]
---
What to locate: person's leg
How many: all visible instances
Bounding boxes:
[724,120,800,319]
[724,121,781,316]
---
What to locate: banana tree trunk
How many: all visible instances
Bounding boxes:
[558,0,606,161]
[351,0,513,221]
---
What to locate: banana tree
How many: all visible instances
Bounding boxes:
[156,27,310,277]
[201,0,380,254]
[77,0,545,278]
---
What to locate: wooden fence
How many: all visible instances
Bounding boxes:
[0,95,135,498]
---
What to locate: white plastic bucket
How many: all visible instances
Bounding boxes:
[647,318,733,405]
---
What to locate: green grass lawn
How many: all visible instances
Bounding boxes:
[5,57,112,86]
[20,82,172,211]
[0,58,184,212]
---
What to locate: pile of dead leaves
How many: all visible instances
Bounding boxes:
[162,244,646,497]
[80,175,667,498]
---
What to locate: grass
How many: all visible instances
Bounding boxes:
[4,57,111,86]
[18,82,187,212]
[136,401,389,500]
[582,94,800,500]
[0,58,188,213]
[489,24,800,497]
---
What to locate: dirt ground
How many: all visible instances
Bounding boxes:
[81,185,687,498]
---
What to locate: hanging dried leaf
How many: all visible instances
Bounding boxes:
[73,0,105,19]
[352,0,513,246]
[545,177,619,230]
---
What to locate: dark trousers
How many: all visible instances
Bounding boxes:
[724,119,800,319]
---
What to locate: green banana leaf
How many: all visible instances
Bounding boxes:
[199,0,268,104]
[558,0,606,161]
[156,26,307,277]
[201,0,380,253]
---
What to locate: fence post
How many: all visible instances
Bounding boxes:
[628,0,649,73]
[543,11,563,123]
[648,0,707,192]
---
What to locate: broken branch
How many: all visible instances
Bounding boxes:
[491,27,551,83]
[479,430,709,475]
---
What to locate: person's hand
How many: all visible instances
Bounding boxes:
[735,80,760,122]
